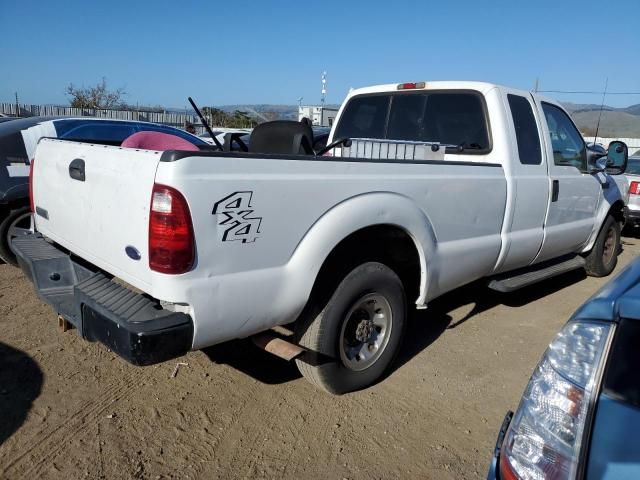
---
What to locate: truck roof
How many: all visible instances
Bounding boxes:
[346,80,528,99]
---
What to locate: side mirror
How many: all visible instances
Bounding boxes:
[586,144,607,173]
[605,140,628,175]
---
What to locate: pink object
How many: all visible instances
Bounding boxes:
[121,131,199,151]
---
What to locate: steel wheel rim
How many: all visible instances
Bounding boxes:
[7,212,32,254]
[338,293,393,371]
[602,226,616,266]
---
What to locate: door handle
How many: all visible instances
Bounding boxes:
[551,179,559,202]
[69,158,85,182]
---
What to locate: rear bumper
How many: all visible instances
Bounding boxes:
[12,233,193,366]
[626,206,640,224]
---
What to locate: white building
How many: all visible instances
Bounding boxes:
[298,105,339,127]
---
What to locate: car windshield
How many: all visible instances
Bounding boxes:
[55,119,208,146]
[626,158,640,175]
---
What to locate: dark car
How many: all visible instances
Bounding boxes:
[312,126,331,150]
[488,258,640,480]
[0,117,208,265]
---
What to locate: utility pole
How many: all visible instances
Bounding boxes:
[321,71,327,108]
[533,78,539,93]
[320,71,327,126]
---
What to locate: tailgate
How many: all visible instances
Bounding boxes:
[33,139,160,290]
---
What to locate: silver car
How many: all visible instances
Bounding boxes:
[625,156,640,226]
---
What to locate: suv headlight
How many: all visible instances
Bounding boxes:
[500,321,614,480]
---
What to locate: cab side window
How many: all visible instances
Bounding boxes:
[508,94,541,165]
[541,103,586,171]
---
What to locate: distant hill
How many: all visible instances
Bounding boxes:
[562,102,640,137]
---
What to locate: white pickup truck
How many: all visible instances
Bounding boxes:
[15,81,629,394]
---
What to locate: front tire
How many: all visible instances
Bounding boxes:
[0,206,32,266]
[295,262,406,394]
[584,215,620,277]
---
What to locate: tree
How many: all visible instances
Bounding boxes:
[65,77,126,109]
[200,107,258,128]
[229,110,257,128]
[202,106,230,127]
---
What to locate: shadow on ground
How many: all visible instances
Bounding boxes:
[203,339,302,385]
[0,342,43,445]
[202,269,586,387]
[393,269,586,372]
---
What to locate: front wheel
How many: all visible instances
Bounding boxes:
[0,206,32,266]
[584,215,620,277]
[295,262,406,394]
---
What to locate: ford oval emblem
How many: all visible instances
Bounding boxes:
[125,246,141,261]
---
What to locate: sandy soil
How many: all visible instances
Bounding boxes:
[1,236,639,480]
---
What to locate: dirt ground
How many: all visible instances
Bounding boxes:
[1,236,639,480]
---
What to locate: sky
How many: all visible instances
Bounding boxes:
[1,0,639,109]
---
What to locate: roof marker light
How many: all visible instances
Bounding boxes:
[397,82,426,90]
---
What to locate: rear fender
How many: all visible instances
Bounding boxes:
[286,192,436,308]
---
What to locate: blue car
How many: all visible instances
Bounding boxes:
[489,258,640,480]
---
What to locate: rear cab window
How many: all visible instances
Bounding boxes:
[333,90,491,155]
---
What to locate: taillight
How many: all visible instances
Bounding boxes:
[499,321,612,480]
[149,184,195,274]
[629,181,640,195]
[28,159,35,212]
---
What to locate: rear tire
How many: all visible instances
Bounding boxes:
[584,215,620,277]
[0,206,32,266]
[295,262,406,395]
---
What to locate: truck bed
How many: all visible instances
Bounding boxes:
[31,139,506,348]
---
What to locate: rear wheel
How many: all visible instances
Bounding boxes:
[295,262,406,394]
[584,215,620,277]
[0,206,32,266]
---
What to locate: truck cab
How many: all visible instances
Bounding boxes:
[327,81,627,275]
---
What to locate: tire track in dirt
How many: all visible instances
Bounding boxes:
[1,368,149,479]
[179,365,264,479]
[210,381,340,480]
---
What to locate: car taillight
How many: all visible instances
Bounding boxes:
[500,321,613,480]
[149,184,195,274]
[629,181,640,195]
[28,159,35,212]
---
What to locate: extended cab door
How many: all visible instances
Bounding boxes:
[493,90,550,272]
[533,100,601,263]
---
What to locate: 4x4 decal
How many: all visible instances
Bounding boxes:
[212,192,262,243]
